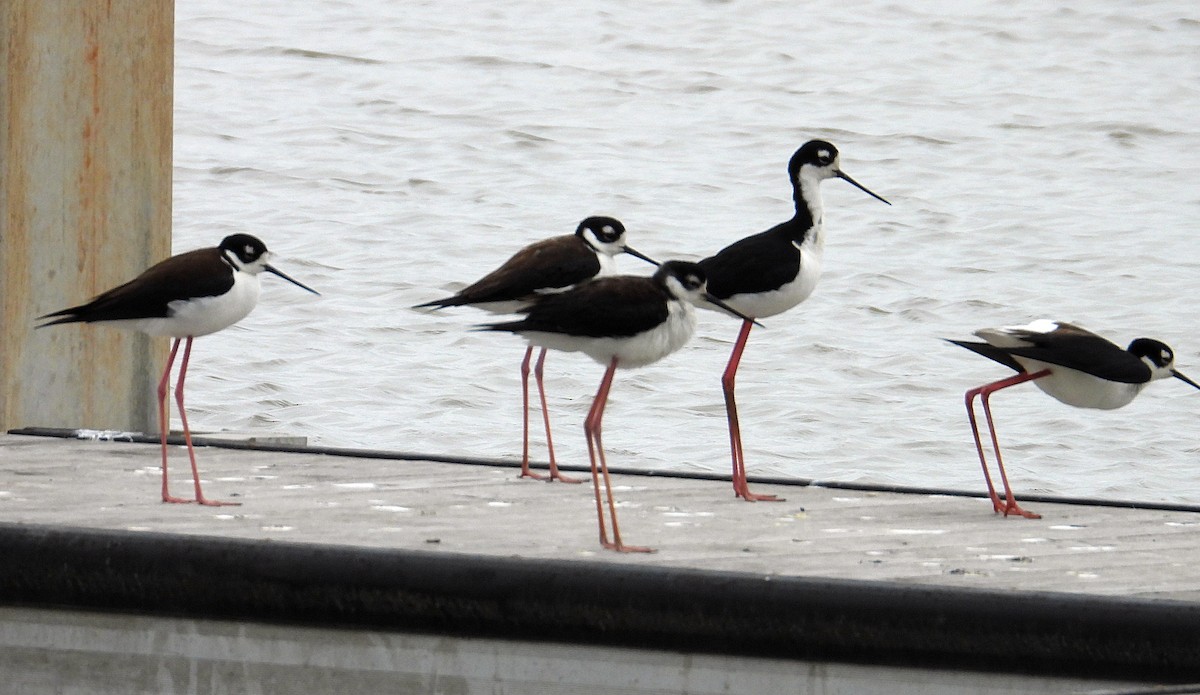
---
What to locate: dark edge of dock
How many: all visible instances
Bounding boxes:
[2,520,1200,683]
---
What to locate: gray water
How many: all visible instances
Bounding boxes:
[172,0,1200,503]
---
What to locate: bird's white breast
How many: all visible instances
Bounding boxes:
[723,235,823,319]
[133,271,262,338]
[1016,357,1145,410]
[607,299,697,368]
[519,299,698,369]
[594,252,618,278]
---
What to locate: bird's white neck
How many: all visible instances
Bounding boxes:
[792,166,827,245]
[595,251,618,277]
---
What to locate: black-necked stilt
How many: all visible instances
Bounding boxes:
[37,233,319,506]
[698,140,890,501]
[480,261,757,553]
[416,216,657,483]
[948,319,1200,519]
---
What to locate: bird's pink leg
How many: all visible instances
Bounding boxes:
[583,362,611,546]
[174,337,239,507]
[722,319,782,502]
[585,358,653,553]
[158,338,192,504]
[964,385,1005,514]
[534,348,581,483]
[969,369,1051,519]
[517,346,550,481]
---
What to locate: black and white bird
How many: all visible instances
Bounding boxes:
[480,261,757,553]
[38,233,319,506]
[416,216,656,483]
[698,140,890,501]
[948,319,1200,519]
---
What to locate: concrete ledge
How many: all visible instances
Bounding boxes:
[1,521,1198,683]
[0,606,1155,695]
[16,425,1200,514]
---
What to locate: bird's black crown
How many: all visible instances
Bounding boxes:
[576,216,626,244]
[1127,338,1174,368]
[219,234,270,265]
[656,260,706,291]
[788,139,839,179]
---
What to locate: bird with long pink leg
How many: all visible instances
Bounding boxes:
[698,140,890,501]
[948,319,1199,519]
[481,261,757,553]
[38,234,319,506]
[416,216,657,483]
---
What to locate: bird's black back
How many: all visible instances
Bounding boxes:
[949,331,1154,385]
[483,275,671,339]
[416,235,601,308]
[699,222,802,300]
[38,247,235,326]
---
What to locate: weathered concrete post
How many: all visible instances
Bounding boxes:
[1,1,174,432]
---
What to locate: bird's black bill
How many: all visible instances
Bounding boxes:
[624,245,661,267]
[265,265,321,295]
[1173,370,1200,391]
[704,293,763,328]
[837,171,891,206]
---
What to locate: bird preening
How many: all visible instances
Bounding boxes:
[948,320,1200,519]
[37,233,319,506]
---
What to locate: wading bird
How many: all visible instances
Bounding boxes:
[948,319,1199,518]
[699,140,890,501]
[481,261,757,552]
[38,234,319,505]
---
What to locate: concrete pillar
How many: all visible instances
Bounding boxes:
[1,1,174,433]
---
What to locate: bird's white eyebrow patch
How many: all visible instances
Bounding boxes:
[602,225,615,235]
[817,149,831,160]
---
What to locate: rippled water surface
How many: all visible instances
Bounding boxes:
[172,1,1200,502]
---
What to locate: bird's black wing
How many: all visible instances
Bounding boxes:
[698,225,800,300]
[417,235,600,308]
[1004,333,1151,384]
[485,276,669,338]
[38,248,232,326]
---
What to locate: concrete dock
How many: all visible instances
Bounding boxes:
[3,429,1200,693]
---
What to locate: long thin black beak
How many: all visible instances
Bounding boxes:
[623,245,661,267]
[837,171,891,206]
[704,292,764,328]
[265,264,321,295]
[1173,370,1200,390]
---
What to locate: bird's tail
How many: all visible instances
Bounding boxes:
[472,319,525,334]
[412,297,456,310]
[34,308,85,329]
[944,338,1024,373]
